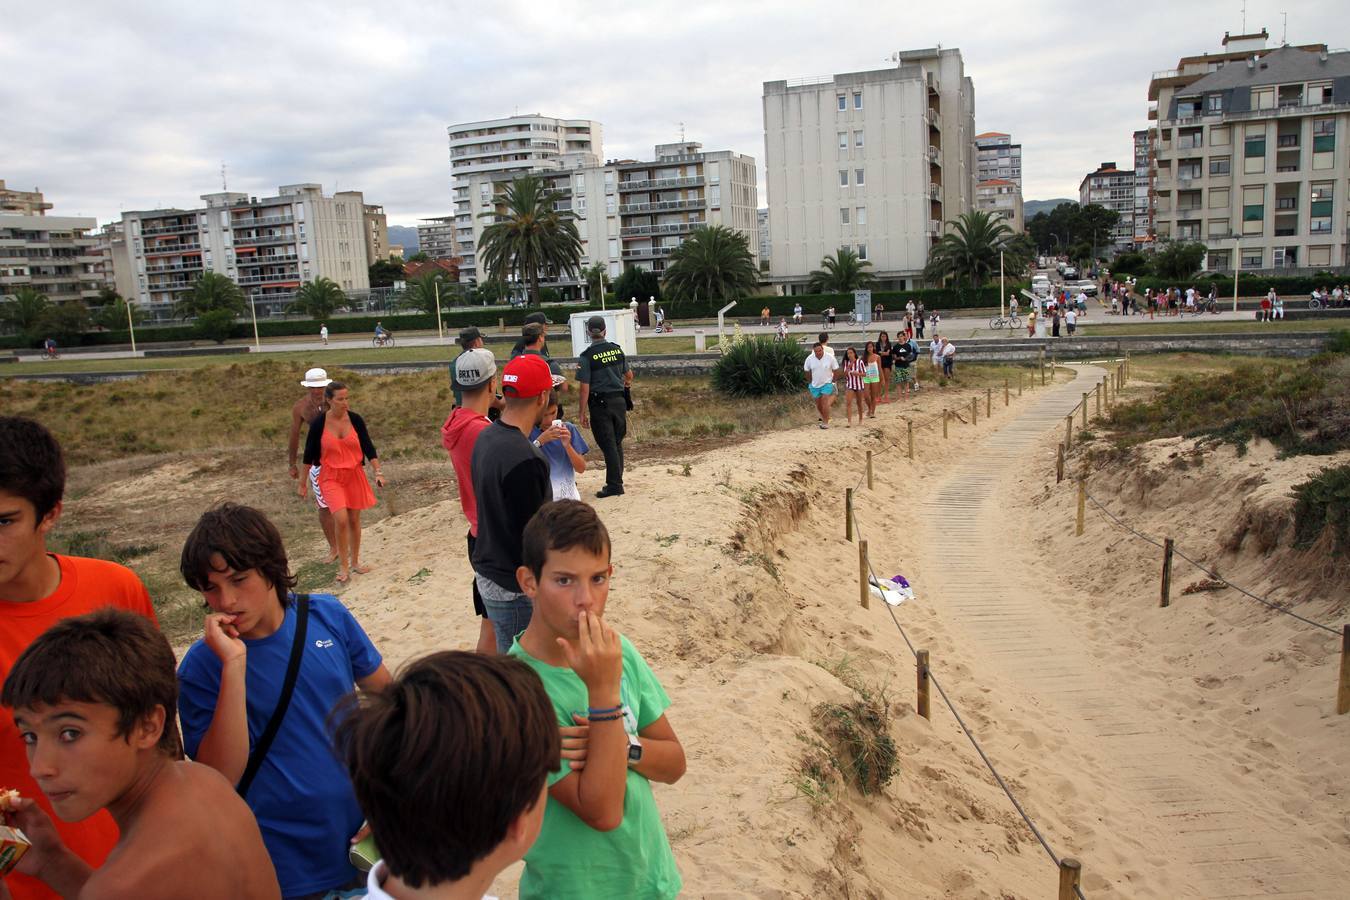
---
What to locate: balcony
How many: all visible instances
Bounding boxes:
[621,246,676,259]
[927,219,941,234]
[619,221,704,237]
[928,183,941,200]
[1220,98,1350,122]
[144,242,202,256]
[236,233,296,246]
[141,222,199,237]
[618,198,704,214]
[1276,134,1300,148]
[237,271,300,286]
[231,213,294,229]
[237,251,299,266]
[144,260,205,273]
[928,146,941,165]
[617,175,704,193]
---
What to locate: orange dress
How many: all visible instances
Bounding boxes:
[317,425,376,511]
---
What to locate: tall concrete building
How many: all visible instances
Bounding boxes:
[0,180,53,216]
[762,47,976,291]
[459,140,758,298]
[1150,36,1349,272]
[0,213,104,303]
[757,208,771,265]
[976,179,1024,232]
[1132,129,1155,246]
[118,184,370,318]
[975,132,1022,186]
[363,204,391,264]
[1078,162,1137,252]
[416,215,457,260]
[446,115,602,283]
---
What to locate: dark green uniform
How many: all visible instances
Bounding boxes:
[578,338,629,494]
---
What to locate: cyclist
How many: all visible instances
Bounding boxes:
[43,336,58,359]
[374,321,390,345]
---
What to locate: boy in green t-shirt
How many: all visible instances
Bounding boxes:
[508,500,685,899]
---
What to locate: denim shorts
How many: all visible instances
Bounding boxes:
[475,574,534,653]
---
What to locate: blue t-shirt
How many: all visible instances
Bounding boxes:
[178,593,382,898]
[528,422,590,500]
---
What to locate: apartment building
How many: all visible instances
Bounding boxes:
[1150,39,1350,272]
[363,204,391,264]
[0,213,104,303]
[757,208,771,264]
[0,180,54,215]
[976,179,1024,231]
[762,47,976,291]
[446,115,602,283]
[1133,129,1154,246]
[975,132,1022,186]
[118,184,370,318]
[1078,162,1137,252]
[460,141,758,298]
[416,215,457,260]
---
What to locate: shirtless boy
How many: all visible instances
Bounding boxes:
[288,367,338,561]
[2,608,279,899]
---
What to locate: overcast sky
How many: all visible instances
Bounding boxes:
[3,1,1340,227]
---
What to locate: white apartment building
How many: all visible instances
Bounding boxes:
[976,179,1024,232]
[0,180,54,216]
[757,208,771,265]
[1078,162,1137,252]
[1133,129,1154,246]
[460,141,758,299]
[1151,39,1350,272]
[0,213,104,303]
[447,115,602,283]
[762,47,976,291]
[417,215,457,260]
[975,132,1022,186]
[118,184,370,318]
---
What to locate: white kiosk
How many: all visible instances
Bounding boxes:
[569,309,637,359]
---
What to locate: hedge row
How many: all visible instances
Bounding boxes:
[1132,272,1349,296]
[671,285,1030,318]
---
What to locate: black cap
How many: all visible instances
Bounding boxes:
[586,315,606,335]
[523,312,550,325]
[458,326,483,349]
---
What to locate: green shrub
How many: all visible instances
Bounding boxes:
[194,309,238,344]
[1291,464,1350,553]
[711,337,807,398]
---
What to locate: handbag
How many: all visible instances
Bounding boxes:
[236,594,310,798]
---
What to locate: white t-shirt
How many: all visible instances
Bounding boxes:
[364,861,495,900]
[803,352,838,388]
[1066,310,1077,325]
[941,342,956,358]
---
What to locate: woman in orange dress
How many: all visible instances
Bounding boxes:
[302,381,384,584]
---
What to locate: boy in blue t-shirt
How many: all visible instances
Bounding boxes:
[528,391,589,501]
[176,503,392,898]
[508,500,685,899]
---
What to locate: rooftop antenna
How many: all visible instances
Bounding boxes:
[220,162,228,191]
[678,122,685,142]
[1240,0,1247,32]
[1281,11,1287,44]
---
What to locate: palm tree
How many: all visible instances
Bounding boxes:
[175,271,246,319]
[477,175,582,307]
[0,286,51,335]
[660,225,758,306]
[808,248,876,294]
[923,210,1016,288]
[290,277,345,320]
[403,273,449,314]
[581,262,607,303]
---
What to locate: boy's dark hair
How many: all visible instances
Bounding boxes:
[0,416,66,523]
[180,503,297,607]
[2,608,180,755]
[332,652,559,888]
[522,500,611,579]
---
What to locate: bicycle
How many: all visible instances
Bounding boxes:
[1308,296,1324,311]
[42,347,60,360]
[372,332,396,348]
[988,313,1022,330]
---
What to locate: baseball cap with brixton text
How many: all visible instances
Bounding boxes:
[454,348,496,388]
[499,354,553,398]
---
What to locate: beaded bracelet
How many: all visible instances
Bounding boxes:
[587,704,623,716]
[588,712,624,722]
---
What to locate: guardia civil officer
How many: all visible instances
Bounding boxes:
[577,315,632,498]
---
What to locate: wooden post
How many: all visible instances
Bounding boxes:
[942,409,948,439]
[1051,353,1056,381]
[866,450,874,490]
[1081,393,1088,427]
[1337,625,1350,715]
[1004,379,1010,406]
[1076,480,1085,535]
[845,488,853,542]
[907,420,914,460]
[1095,383,1102,417]
[1160,537,1174,607]
[971,396,978,426]
[1056,443,1065,483]
[498,317,506,332]
[1058,859,1082,900]
[1040,349,1046,385]
[986,387,992,416]
[1102,375,1109,411]
[916,650,931,719]
[858,540,870,609]
[1065,414,1073,450]
[1018,371,1024,396]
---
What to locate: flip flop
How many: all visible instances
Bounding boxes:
[352,565,373,575]
[335,573,350,585]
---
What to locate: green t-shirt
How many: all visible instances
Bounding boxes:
[577,340,628,395]
[508,635,682,900]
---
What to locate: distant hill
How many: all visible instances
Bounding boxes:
[1024,198,1075,219]
[387,225,419,254]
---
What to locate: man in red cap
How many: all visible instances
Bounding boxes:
[469,354,553,652]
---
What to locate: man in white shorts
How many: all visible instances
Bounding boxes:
[289,367,338,561]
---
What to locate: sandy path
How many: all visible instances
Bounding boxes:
[916,364,1343,898]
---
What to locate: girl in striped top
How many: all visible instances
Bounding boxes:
[842,346,866,427]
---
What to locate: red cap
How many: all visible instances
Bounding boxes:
[500,354,553,399]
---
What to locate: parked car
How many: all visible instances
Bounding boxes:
[1068,280,1098,297]
[1063,266,1079,279]
[1031,276,1051,297]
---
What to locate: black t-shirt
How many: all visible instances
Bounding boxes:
[469,420,551,591]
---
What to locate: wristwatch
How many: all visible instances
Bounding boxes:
[531,438,542,448]
[627,733,643,765]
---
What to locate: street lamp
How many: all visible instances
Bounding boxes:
[1232,234,1240,313]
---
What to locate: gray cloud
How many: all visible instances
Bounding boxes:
[3,0,1340,225]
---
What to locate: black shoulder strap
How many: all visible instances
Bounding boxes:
[237,594,310,798]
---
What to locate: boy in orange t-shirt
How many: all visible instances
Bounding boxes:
[0,417,156,900]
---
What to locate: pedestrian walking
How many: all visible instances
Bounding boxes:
[793,302,803,323]
[842,347,866,426]
[577,315,632,498]
[1066,307,1077,335]
[863,340,881,418]
[302,381,384,584]
[319,323,329,345]
[288,368,338,562]
[804,342,839,429]
[940,338,956,377]
[1027,308,1037,337]
[1051,309,1061,337]
[876,331,893,403]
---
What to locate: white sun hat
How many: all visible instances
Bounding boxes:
[300,367,332,387]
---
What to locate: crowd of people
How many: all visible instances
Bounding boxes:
[803,329,936,428]
[0,310,692,900]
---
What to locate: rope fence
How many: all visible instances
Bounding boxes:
[838,361,1089,900]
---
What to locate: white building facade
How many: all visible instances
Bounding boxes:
[1078,162,1137,252]
[0,214,104,303]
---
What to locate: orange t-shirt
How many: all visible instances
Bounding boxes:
[1,555,157,900]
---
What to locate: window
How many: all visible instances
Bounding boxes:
[1241,186,1264,235]
[1209,156,1230,175]
[1244,134,1265,157]
[839,169,849,187]
[710,185,721,207]
[853,92,862,110]
[1206,94,1223,113]
[840,207,850,225]
[1210,126,1230,146]
[1309,245,1332,267]
[855,168,865,186]
[856,207,867,225]
[856,243,868,260]
[1208,187,1229,209]
[854,131,864,148]
[1207,219,1230,237]
[1312,118,1335,168]
[1253,88,1274,109]
[1241,248,1263,268]
[838,131,847,150]
[838,95,847,111]
[606,195,616,214]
